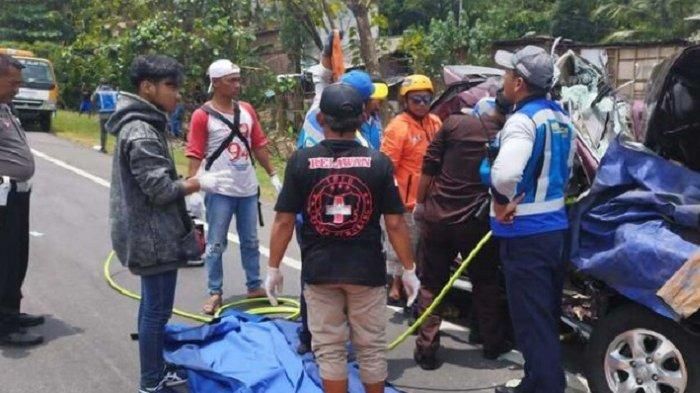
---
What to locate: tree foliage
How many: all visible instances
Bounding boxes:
[2,0,698,110]
[0,0,74,43]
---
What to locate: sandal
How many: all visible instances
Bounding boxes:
[246,287,267,299]
[202,294,222,315]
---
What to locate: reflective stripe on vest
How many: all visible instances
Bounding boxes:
[512,99,574,218]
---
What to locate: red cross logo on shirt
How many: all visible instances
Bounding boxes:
[326,196,352,224]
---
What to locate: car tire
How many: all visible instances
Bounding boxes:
[586,303,700,393]
[39,112,52,132]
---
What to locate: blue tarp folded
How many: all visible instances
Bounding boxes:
[163,310,403,393]
[570,137,700,320]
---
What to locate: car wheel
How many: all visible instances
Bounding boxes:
[586,304,700,393]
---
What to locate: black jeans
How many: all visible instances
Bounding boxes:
[0,187,31,335]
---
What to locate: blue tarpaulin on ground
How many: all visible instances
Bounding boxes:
[570,137,700,320]
[163,310,403,393]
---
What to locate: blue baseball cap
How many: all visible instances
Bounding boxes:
[340,70,375,101]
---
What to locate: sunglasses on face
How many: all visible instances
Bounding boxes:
[408,94,432,105]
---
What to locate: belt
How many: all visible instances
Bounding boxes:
[0,176,31,193]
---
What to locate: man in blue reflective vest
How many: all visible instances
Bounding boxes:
[92,79,118,153]
[490,46,575,393]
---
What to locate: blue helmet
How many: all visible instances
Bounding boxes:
[340,70,375,101]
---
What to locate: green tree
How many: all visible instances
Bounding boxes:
[593,0,700,42]
[0,0,74,43]
[551,0,607,43]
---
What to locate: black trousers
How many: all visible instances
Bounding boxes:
[415,219,511,356]
[0,187,31,335]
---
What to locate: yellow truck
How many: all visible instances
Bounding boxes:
[0,48,58,131]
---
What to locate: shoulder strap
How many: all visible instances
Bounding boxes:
[201,103,253,170]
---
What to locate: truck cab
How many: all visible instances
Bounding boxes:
[0,48,58,131]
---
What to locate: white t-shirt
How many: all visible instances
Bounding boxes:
[186,101,269,197]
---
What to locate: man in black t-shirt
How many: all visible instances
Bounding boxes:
[265,84,420,393]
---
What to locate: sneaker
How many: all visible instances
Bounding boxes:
[17,313,45,328]
[296,341,311,355]
[246,287,266,299]
[162,368,187,387]
[185,259,204,267]
[483,341,514,360]
[0,329,43,347]
[413,348,440,370]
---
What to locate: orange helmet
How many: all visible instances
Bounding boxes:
[399,74,433,97]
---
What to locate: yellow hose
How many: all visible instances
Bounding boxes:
[104,230,492,351]
[103,251,300,323]
[387,231,492,350]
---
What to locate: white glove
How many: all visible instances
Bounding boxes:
[264,267,284,306]
[270,174,283,195]
[197,170,235,194]
[402,265,421,307]
[412,203,425,222]
[185,192,205,218]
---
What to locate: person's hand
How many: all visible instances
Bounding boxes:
[197,170,234,194]
[264,267,284,306]
[322,29,344,57]
[401,265,421,307]
[412,203,425,223]
[493,194,525,224]
[270,174,282,195]
[185,192,205,218]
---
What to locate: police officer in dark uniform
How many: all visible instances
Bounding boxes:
[0,54,44,346]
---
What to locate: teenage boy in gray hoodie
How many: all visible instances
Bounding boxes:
[107,54,233,393]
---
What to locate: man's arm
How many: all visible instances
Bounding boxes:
[185,109,208,178]
[383,214,416,271]
[380,122,404,172]
[187,158,202,178]
[490,114,534,204]
[417,124,448,204]
[268,212,296,269]
[415,174,433,204]
[253,147,275,176]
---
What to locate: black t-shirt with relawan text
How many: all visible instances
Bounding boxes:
[275,139,404,286]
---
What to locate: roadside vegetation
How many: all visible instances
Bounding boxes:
[51,110,285,200]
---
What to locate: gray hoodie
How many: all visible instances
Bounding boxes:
[106,92,200,275]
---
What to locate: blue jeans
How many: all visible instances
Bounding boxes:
[138,270,177,389]
[204,193,261,294]
[500,230,567,393]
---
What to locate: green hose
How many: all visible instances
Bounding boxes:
[104,230,492,350]
[103,251,301,322]
[387,231,492,350]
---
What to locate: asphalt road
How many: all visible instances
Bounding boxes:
[1,132,589,393]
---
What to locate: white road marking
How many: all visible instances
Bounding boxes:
[29,231,44,237]
[32,148,302,270]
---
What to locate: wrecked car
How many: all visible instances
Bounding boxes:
[563,45,699,393]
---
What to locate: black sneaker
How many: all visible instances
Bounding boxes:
[17,313,45,328]
[296,341,311,355]
[0,329,43,347]
[468,329,483,344]
[483,341,514,360]
[162,368,187,387]
[494,385,520,393]
[413,349,440,370]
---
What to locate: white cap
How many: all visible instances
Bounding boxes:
[207,59,240,93]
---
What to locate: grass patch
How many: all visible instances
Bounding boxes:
[52,110,286,201]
